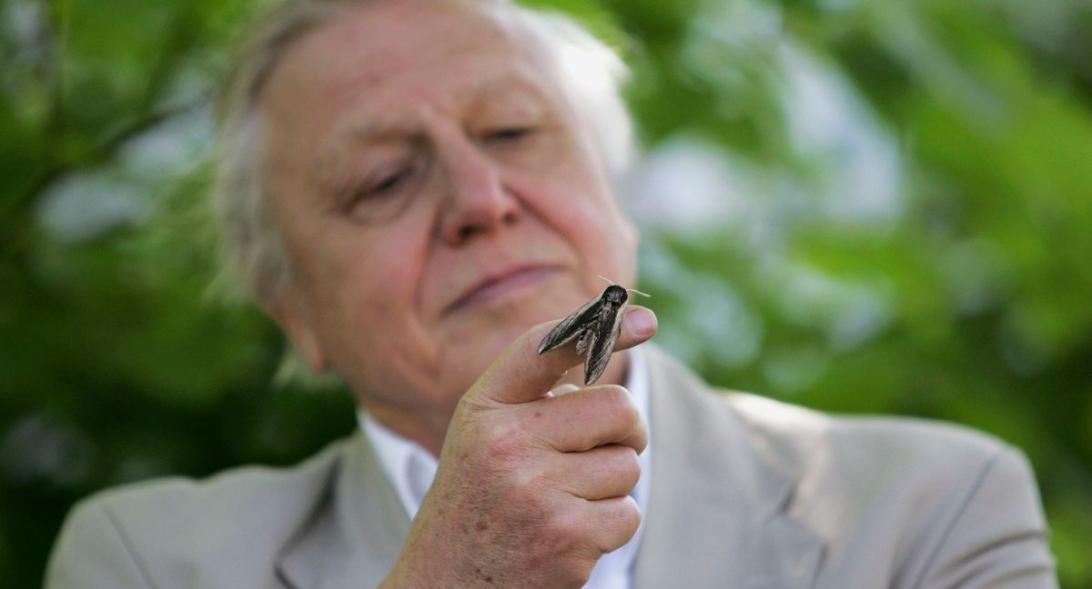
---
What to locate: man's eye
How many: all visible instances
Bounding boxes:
[340,162,421,223]
[483,127,535,143]
[341,165,414,214]
[370,170,406,194]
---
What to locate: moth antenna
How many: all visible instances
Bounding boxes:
[597,275,649,297]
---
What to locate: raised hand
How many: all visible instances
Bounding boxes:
[381,306,657,588]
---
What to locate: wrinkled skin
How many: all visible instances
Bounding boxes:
[261,0,640,450]
[385,311,656,587]
[258,0,655,586]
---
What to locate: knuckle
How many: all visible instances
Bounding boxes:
[586,385,631,416]
[547,509,587,544]
[554,511,599,557]
[605,386,639,422]
[507,467,548,503]
[630,418,649,453]
[619,495,641,531]
[547,553,594,589]
[562,561,595,587]
[601,497,641,552]
[603,384,630,406]
[621,399,642,430]
[483,419,526,464]
[612,447,641,485]
[539,511,604,585]
[605,389,644,437]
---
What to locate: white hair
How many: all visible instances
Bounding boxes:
[213,0,636,308]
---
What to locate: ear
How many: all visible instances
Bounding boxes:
[261,287,329,373]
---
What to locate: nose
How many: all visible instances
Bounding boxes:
[432,123,520,245]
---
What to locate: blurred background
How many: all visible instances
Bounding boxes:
[2,0,1090,586]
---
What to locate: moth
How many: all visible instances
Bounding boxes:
[537,278,650,385]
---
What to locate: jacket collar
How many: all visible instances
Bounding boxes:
[276,432,409,589]
[633,345,826,589]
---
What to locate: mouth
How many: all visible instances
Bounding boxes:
[445,265,560,316]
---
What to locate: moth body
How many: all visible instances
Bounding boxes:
[537,284,636,385]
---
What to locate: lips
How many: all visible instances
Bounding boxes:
[444,264,560,315]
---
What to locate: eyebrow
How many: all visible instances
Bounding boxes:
[332,73,551,147]
[308,71,554,192]
[340,120,420,147]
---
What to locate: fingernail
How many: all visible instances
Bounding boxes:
[550,383,581,396]
[627,307,656,338]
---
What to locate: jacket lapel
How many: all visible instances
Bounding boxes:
[634,345,826,589]
[276,433,410,589]
[275,345,825,589]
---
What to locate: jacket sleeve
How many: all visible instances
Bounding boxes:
[919,447,1058,589]
[45,499,154,589]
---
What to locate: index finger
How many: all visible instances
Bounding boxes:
[469,305,657,405]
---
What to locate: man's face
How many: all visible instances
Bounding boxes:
[260,0,637,424]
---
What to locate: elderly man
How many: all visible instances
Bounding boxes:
[47,0,1057,588]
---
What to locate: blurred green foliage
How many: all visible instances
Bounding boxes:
[1,0,1090,586]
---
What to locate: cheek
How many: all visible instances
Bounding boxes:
[322,220,443,386]
[517,171,633,269]
[335,221,429,318]
[286,208,432,352]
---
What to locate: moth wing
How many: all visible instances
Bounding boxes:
[537,295,603,355]
[575,329,593,356]
[583,302,625,385]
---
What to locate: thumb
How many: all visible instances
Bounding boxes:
[469,305,657,405]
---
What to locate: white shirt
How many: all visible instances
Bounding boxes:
[360,348,652,589]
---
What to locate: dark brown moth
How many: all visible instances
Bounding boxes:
[537,278,649,385]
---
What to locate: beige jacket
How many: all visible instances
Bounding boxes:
[46,345,1057,588]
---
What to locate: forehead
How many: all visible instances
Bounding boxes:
[261,1,556,141]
